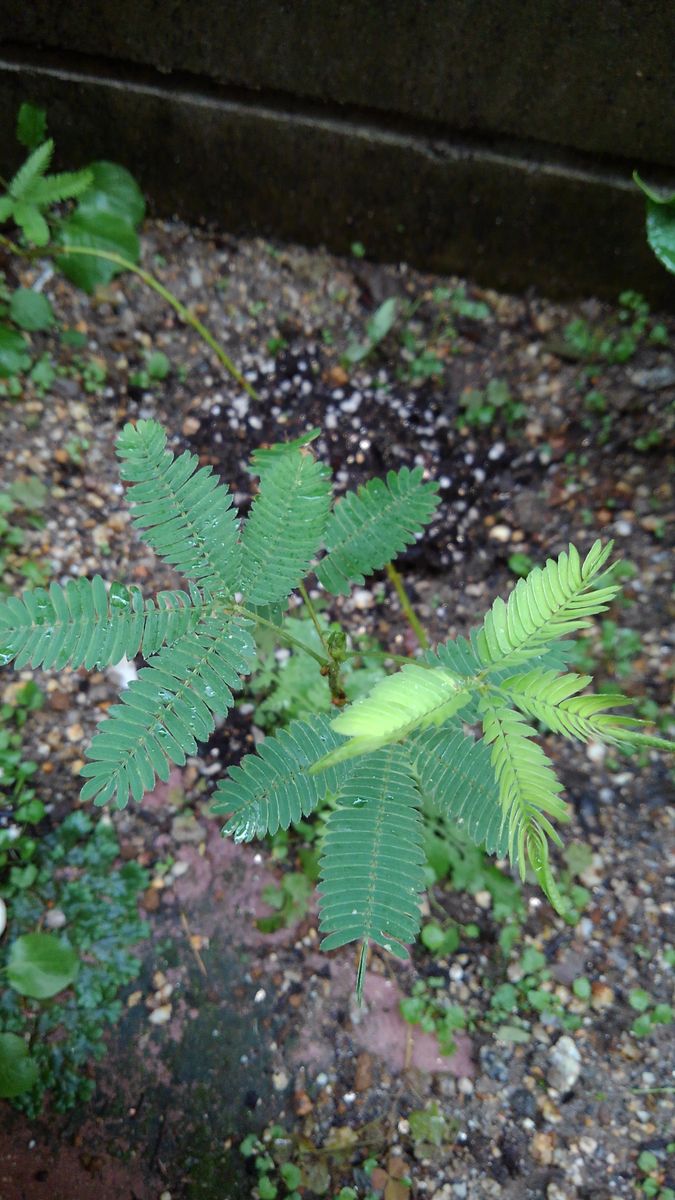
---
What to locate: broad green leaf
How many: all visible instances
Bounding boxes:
[56,211,140,292]
[77,162,146,226]
[0,1033,39,1098]
[646,199,675,275]
[16,103,47,151]
[9,288,54,332]
[7,932,79,999]
[0,325,31,377]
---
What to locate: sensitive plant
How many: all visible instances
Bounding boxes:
[1,420,673,1004]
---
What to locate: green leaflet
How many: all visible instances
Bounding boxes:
[0,577,204,671]
[408,727,507,857]
[239,448,332,605]
[319,747,426,970]
[499,669,642,744]
[480,699,569,878]
[315,467,440,596]
[248,428,321,479]
[309,665,471,771]
[476,541,620,671]
[80,617,255,809]
[213,714,351,841]
[116,420,242,594]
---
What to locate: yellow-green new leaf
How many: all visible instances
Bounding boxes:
[500,669,643,744]
[476,541,620,671]
[480,699,569,878]
[310,665,472,772]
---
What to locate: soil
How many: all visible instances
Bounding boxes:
[0,223,673,1200]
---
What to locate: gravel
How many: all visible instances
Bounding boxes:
[0,220,673,1200]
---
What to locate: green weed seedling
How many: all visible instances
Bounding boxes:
[400,976,469,1056]
[0,478,49,595]
[636,1147,675,1200]
[562,291,666,365]
[1,420,673,1001]
[627,988,673,1039]
[129,349,171,390]
[456,378,526,432]
[342,285,491,380]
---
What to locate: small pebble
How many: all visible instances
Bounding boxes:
[547,1036,582,1092]
[148,1005,172,1025]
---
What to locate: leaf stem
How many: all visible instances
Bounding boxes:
[233,604,329,668]
[385,562,429,649]
[0,234,259,401]
[298,582,329,653]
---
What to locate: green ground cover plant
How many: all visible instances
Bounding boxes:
[0,103,257,399]
[1,419,673,1008]
[0,680,148,1109]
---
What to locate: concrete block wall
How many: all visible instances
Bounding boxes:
[1,2,674,299]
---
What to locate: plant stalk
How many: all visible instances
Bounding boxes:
[0,234,259,401]
[234,604,329,668]
[385,562,429,650]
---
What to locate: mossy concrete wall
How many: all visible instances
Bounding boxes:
[1,2,674,300]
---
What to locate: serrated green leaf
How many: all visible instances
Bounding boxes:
[56,210,140,292]
[0,578,204,671]
[76,161,146,225]
[12,201,50,246]
[8,139,53,201]
[409,726,506,856]
[314,665,471,772]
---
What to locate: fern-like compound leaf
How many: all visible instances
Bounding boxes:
[79,617,255,809]
[319,747,426,962]
[0,578,205,671]
[248,428,321,479]
[30,169,94,205]
[116,420,241,594]
[480,700,569,900]
[239,449,331,605]
[213,714,351,841]
[12,202,49,246]
[315,468,440,596]
[8,139,54,201]
[475,541,619,671]
[500,670,642,744]
[310,664,472,772]
[409,726,507,856]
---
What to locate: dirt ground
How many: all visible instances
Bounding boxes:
[0,223,673,1200]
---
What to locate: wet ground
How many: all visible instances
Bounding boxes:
[0,224,673,1200]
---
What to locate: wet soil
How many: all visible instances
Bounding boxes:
[0,223,673,1200]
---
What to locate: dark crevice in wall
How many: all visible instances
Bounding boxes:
[1,42,674,190]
